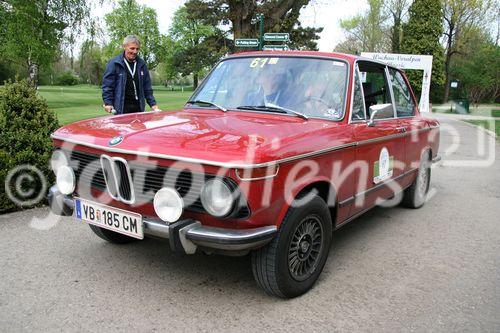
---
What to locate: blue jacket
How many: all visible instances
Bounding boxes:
[102,53,156,114]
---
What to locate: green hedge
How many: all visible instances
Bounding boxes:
[0,80,59,213]
[55,71,80,86]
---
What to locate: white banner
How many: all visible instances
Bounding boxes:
[361,52,433,113]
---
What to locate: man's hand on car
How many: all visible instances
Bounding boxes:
[104,105,114,113]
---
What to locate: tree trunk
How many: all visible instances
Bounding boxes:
[391,17,401,53]
[228,0,254,39]
[193,73,199,89]
[442,57,451,103]
[231,18,253,39]
[27,57,39,87]
[442,23,455,103]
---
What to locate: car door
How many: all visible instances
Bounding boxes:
[388,68,428,177]
[348,61,406,217]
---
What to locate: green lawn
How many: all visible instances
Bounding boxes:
[433,103,500,117]
[465,105,500,117]
[464,119,500,138]
[37,85,193,125]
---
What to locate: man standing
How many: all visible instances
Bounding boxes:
[102,35,159,114]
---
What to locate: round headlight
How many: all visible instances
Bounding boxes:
[153,188,184,223]
[56,165,75,195]
[50,150,69,174]
[201,179,234,217]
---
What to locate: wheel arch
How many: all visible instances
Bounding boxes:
[276,178,338,228]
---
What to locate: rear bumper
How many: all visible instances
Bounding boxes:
[48,186,277,254]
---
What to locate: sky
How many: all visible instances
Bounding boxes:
[100,0,369,51]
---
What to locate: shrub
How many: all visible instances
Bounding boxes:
[55,70,80,86]
[0,80,59,213]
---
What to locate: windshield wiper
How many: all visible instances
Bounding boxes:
[237,105,309,120]
[237,105,286,113]
[186,100,227,112]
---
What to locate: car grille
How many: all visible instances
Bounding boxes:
[115,159,132,201]
[65,149,249,218]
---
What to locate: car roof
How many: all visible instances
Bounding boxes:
[226,51,403,70]
[227,50,359,62]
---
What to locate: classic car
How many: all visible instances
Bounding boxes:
[48,51,440,298]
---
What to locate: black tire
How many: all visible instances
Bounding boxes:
[251,195,332,298]
[401,150,431,209]
[88,224,137,244]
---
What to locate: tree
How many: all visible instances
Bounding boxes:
[0,0,91,86]
[0,2,7,42]
[333,36,362,54]
[0,61,16,83]
[451,29,500,106]
[168,6,228,88]
[495,4,500,45]
[38,50,74,85]
[384,0,411,53]
[105,0,162,69]
[442,0,494,102]
[75,15,106,85]
[335,0,389,54]
[401,0,445,101]
[78,40,106,85]
[184,0,323,51]
[0,2,17,84]
[156,35,178,86]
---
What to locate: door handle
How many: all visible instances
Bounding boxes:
[396,126,407,133]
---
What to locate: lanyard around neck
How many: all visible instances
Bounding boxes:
[124,59,136,77]
[124,58,138,100]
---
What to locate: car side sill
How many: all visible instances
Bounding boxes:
[338,168,417,208]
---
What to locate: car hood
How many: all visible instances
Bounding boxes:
[52,109,353,166]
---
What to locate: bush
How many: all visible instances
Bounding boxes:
[55,70,80,86]
[0,80,60,213]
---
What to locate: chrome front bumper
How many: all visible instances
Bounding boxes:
[144,219,277,253]
[48,186,277,254]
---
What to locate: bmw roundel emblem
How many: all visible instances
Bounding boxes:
[109,135,124,146]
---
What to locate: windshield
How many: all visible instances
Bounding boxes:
[190,56,349,120]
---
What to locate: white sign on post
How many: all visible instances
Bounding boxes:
[361,52,433,113]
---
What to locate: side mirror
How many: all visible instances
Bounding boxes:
[367,103,393,127]
[367,110,378,127]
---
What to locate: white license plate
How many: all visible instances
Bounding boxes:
[74,198,143,239]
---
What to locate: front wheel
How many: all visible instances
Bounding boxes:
[251,195,332,298]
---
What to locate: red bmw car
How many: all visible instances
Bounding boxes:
[49,51,440,298]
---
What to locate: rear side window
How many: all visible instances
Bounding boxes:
[389,69,415,117]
